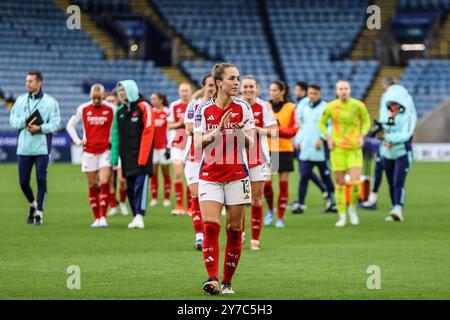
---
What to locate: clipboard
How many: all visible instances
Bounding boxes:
[26,109,43,126]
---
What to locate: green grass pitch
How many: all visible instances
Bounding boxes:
[0,162,449,300]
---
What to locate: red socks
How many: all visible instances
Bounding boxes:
[203,222,220,280]
[278,181,288,220]
[119,188,127,203]
[222,229,243,284]
[99,184,109,218]
[109,191,116,208]
[174,182,184,207]
[264,181,274,211]
[151,175,158,200]
[251,205,263,241]
[88,186,99,219]
[163,175,171,200]
[191,197,203,234]
[187,187,192,210]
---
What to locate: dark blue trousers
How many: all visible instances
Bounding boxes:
[298,160,335,206]
[18,155,49,211]
[372,148,384,193]
[383,155,410,207]
[126,174,149,216]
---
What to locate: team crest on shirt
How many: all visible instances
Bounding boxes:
[195,114,202,127]
[102,110,109,115]
[187,109,194,119]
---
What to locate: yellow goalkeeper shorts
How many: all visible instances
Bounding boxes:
[330,147,363,172]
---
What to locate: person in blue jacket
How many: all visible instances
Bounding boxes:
[293,84,337,214]
[361,77,416,210]
[9,71,61,225]
[379,84,417,222]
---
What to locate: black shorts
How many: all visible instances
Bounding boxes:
[270,151,294,173]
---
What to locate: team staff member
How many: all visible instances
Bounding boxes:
[194,63,255,295]
[319,81,371,227]
[66,84,115,228]
[111,80,155,229]
[184,73,216,250]
[149,92,171,208]
[294,84,337,214]
[241,76,277,250]
[379,86,416,222]
[9,71,61,225]
[168,83,192,215]
[264,81,299,228]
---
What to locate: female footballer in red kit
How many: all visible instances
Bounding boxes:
[194,63,255,295]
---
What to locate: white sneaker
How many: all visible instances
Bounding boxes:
[150,199,158,207]
[128,214,144,229]
[108,207,118,217]
[163,199,171,207]
[385,215,395,222]
[335,214,346,228]
[221,206,226,216]
[389,206,404,222]
[119,202,129,216]
[348,205,359,226]
[221,284,235,294]
[98,217,108,228]
[91,219,100,228]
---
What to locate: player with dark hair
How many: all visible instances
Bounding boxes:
[149,92,171,209]
[264,80,299,228]
[194,63,254,295]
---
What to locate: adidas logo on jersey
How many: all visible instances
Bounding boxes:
[102,110,109,115]
[207,115,215,121]
[231,113,239,117]
[254,112,261,116]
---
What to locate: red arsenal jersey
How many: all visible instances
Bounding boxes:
[168,99,188,149]
[67,101,115,154]
[193,98,255,182]
[153,106,169,149]
[248,97,277,168]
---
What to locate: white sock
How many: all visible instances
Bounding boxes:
[30,200,37,208]
[195,233,203,241]
[36,210,43,217]
[348,204,357,215]
[368,192,378,203]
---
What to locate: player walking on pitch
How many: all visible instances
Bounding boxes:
[66,84,115,228]
[194,63,255,295]
[319,80,371,227]
[184,73,216,250]
[241,76,277,250]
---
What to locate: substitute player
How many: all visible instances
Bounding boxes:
[319,80,371,227]
[104,90,128,217]
[66,84,115,228]
[111,80,155,229]
[264,81,299,228]
[149,92,171,208]
[241,76,277,250]
[167,83,192,215]
[194,63,255,295]
[293,84,337,214]
[379,85,416,222]
[184,73,216,250]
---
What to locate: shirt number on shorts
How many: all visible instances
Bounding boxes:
[241,179,250,194]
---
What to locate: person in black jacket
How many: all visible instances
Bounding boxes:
[111,80,155,229]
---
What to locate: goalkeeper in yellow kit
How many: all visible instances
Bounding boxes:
[319,81,371,227]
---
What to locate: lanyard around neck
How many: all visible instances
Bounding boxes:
[27,95,43,115]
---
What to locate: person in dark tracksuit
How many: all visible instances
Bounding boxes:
[293,84,337,214]
[9,71,61,225]
[111,80,155,229]
[379,85,416,222]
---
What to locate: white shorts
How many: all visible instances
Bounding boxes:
[171,147,185,163]
[153,148,172,165]
[82,150,111,173]
[184,161,200,185]
[249,163,271,182]
[113,157,122,170]
[198,177,251,205]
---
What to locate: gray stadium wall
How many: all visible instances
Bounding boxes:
[414,98,450,142]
